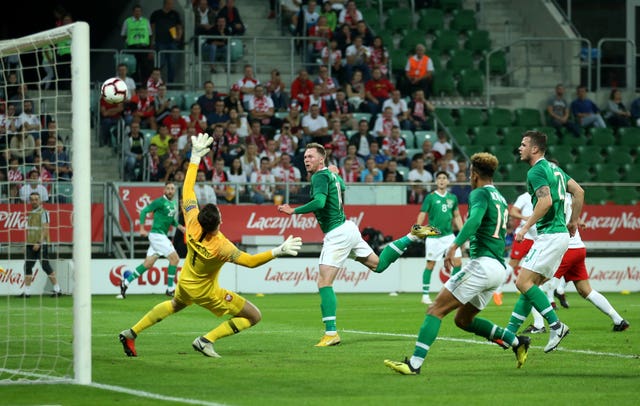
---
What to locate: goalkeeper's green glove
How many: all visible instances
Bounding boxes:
[272,235,303,257]
[190,132,214,165]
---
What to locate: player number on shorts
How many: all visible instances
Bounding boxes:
[491,204,509,239]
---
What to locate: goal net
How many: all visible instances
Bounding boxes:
[0,22,91,385]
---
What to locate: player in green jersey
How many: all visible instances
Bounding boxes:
[385,152,530,375]
[278,143,439,347]
[505,130,584,353]
[119,181,186,299]
[416,170,463,304]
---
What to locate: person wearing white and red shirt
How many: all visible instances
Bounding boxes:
[302,84,329,115]
[211,157,230,203]
[328,89,355,131]
[373,106,399,140]
[382,126,409,167]
[248,84,278,128]
[130,86,157,131]
[338,0,362,30]
[145,67,164,98]
[314,66,338,103]
[246,120,269,153]
[339,156,360,183]
[259,138,282,167]
[194,169,217,206]
[408,89,435,131]
[161,106,188,139]
[7,157,24,184]
[183,103,208,135]
[301,104,329,146]
[222,121,245,165]
[328,119,348,160]
[382,89,412,131]
[236,64,260,109]
[274,123,298,157]
[432,130,452,160]
[271,153,301,197]
[249,157,276,204]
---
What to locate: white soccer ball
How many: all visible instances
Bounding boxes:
[101,77,128,104]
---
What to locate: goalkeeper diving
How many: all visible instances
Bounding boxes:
[119,132,303,358]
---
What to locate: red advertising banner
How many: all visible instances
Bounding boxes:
[115,185,640,243]
[0,204,105,243]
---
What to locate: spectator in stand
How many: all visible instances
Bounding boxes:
[259,138,282,167]
[340,143,365,171]
[367,140,389,171]
[382,126,409,167]
[348,118,374,159]
[184,103,208,134]
[197,80,221,123]
[301,104,330,146]
[208,98,230,128]
[365,67,394,115]
[150,0,183,83]
[204,16,231,73]
[194,0,221,72]
[116,63,137,101]
[314,65,339,104]
[384,158,404,182]
[150,123,172,156]
[40,135,58,175]
[280,0,303,30]
[154,84,177,125]
[321,39,344,85]
[99,97,124,147]
[432,129,452,160]
[130,86,157,131]
[236,64,260,110]
[345,35,371,82]
[570,85,606,129]
[290,68,315,105]
[211,157,230,203]
[20,170,49,202]
[145,144,166,181]
[321,1,338,30]
[369,35,389,78]
[250,157,276,204]
[217,0,246,35]
[224,85,245,115]
[339,155,360,182]
[408,89,435,131]
[328,119,349,160]
[346,69,367,112]
[546,83,581,137]
[283,100,304,139]
[354,20,374,46]
[630,95,640,126]
[383,89,412,131]
[145,67,165,98]
[604,88,631,129]
[227,156,247,202]
[407,156,432,203]
[246,120,269,153]
[338,1,362,31]
[7,157,24,184]
[360,156,383,182]
[334,23,353,58]
[123,121,147,181]
[274,122,299,157]
[303,84,329,115]
[177,126,195,158]
[328,89,355,130]
[436,149,459,181]
[272,152,301,199]
[373,106,400,142]
[242,143,261,178]
[222,120,245,165]
[249,84,279,130]
[194,169,217,206]
[162,105,188,139]
[450,170,471,205]
[292,0,320,36]
[308,15,333,67]
[419,138,436,173]
[161,138,183,182]
[228,107,249,136]
[402,44,434,99]
[17,100,42,146]
[121,4,153,84]
[265,69,289,112]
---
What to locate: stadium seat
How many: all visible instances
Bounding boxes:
[115,53,137,75]
[378,29,397,51]
[585,186,610,205]
[610,188,639,205]
[400,30,427,54]
[563,163,593,182]
[361,8,381,31]
[396,165,410,179]
[492,170,504,182]
[449,126,472,145]
[486,108,513,127]
[472,126,501,145]
[479,50,507,76]
[502,163,529,182]
[457,69,484,96]
[623,166,640,182]
[592,163,623,182]
[616,127,640,146]
[390,48,409,74]
[431,70,457,97]
[401,130,416,148]
[465,30,492,56]
[457,108,485,127]
[418,8,445,33]
[434,108,456,127]
[547,145,575,164]
[385,8,413,33]
[450,9,477,33]
[462,145,487,157]
[438,0,464,12]
[499,186,521,203]
[229,39,244,61]
[447,49,475,76]
[589,127,616,146]
[500,126,527,143]
[428,53,443,71]
[352,112,372,124]
[431,30,460,55]
[180,91,200,110]
[514,108,543,127]
[489,145,518,164]
[414,130,436,146]
[574,145,604,164]
[274,111,289,120]
[604,146,634,164]
[561,133,587,147]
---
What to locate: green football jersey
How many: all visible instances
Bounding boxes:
[526,158,568,234]
[296,168,346,234]
[454,185,507,265]
[140,196,179,235]
[419,190,458,238]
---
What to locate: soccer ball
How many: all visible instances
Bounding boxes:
[101,77,128,104]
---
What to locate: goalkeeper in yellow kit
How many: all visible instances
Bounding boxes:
[119,133,302,358]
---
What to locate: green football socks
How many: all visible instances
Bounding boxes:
[373,236,413,273]
[465,317,517,346]
[413,314,442,359]
[167,264,177,289]
[422,267,433,295]
[319,286,337,332]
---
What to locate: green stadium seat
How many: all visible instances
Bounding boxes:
[378,29,397,51]
[361,8,381,31]
[115,53,137,75]
[547,145,575,164]
[589,127,616,146]
[418,8,445,33]
[486,107,513,127]
[457,69,484,97]
[431,30,460,55]
[604,146,634,165]
[609,188,639,205]
[399,30,427,53]
[560,126,585,138]
[457,108,485,127]
[561,134,587,147]
[447,49,475,76]
[499,185,521,203]
[438,0,464,12]
[462,145,488,157]
[585,186,610,205]
[352,112,372,124]
[431,70,457,97]
[592,163,623,182]
[514,108,543,127]
[465,30,492,55]
[390,48,408,74]
[479,50,507,76]
[472,126,501,145]
[385,8,413,33]
[180,91,200,110]
[449,126,472,145]
[428,53,443,71]
[415,130,436,146]
[564,163,594,182]
[502,163,530,182]
[489,145,518,164]
[492,170,504,182]
[401,130,416,148]
[396,165,410,179]
[500,126,527,143]
[623,166,640,182]
[450,9,477,33]
[434,108,456,127]
[574,145,604,164]
[616,127,640,146]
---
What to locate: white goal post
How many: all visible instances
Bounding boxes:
[0,22,91,385]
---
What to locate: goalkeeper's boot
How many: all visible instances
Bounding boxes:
[192,336,221,358]
[410,224,441,239]
[315,333,341,347]
[513,335,531,368]
[119,279,128,299]
[544,322,569,353]
[384,358,420,375]
[119,329,137,357]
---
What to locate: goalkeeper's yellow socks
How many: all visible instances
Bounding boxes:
[422,268,432,295]
[410,314,442,369]
[507,294,533,333]
[464,317,517,347]
[167,265,177,289]
[204,317,252,342]
[373,236,412,273]
[131,300,175,335]
[319,286,337,332]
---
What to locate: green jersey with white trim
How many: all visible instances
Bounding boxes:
[419,190,458,238]
[296,168,346,234]
[526,158,568,234]
[140,196,179,235]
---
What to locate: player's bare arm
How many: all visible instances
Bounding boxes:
[516,186,551,242]
[416,211,427,226]
[278,204,295,215]
[566,179,585,236]
[452,209,463,232]
[443,243,459,271]
[508,206,528,221]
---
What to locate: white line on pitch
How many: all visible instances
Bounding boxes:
[90,382,228,406]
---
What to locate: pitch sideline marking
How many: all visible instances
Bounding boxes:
[342,329,639,359]
[90,382,228,406]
